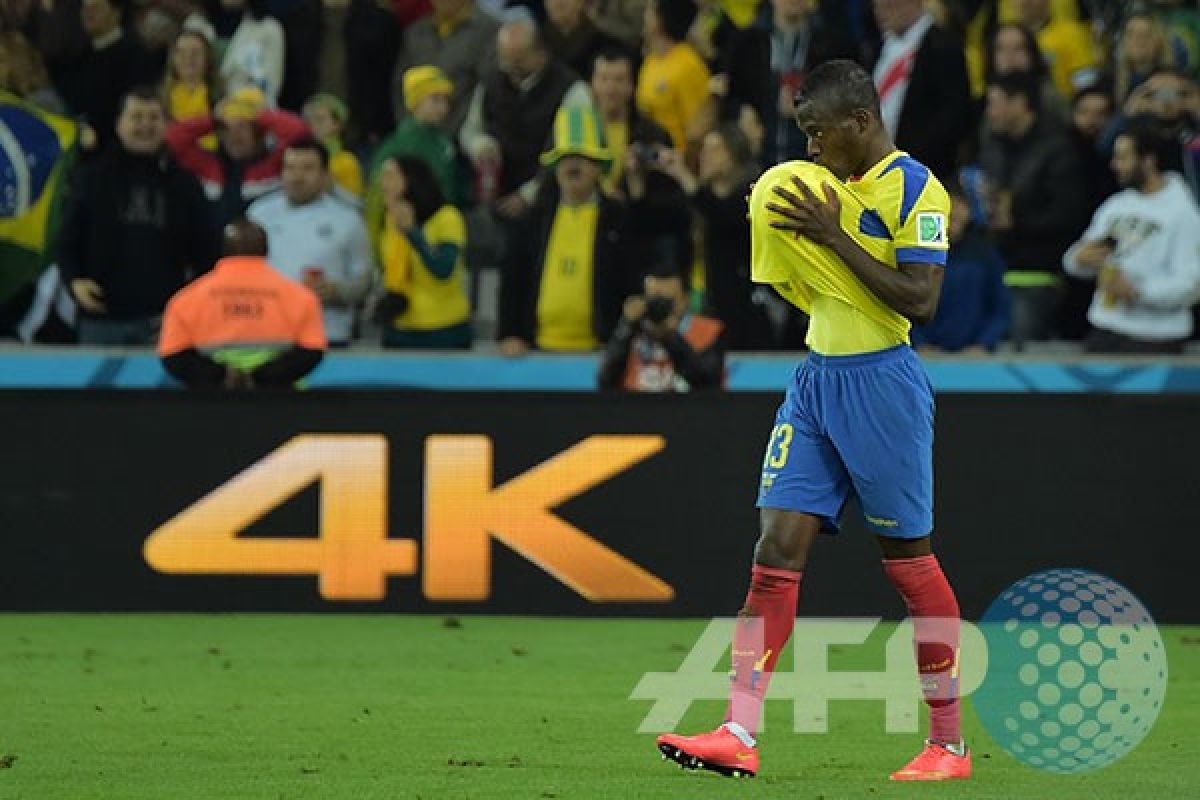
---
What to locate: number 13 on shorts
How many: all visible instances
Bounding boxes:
[764,423,794,469]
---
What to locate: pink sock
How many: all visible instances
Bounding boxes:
[883,554,961,743]
[724,564,802,738]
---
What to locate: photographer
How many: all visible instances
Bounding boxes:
[597,263,725,392]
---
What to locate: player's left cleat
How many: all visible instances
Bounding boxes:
[889,739,972,781]
[656,727,758,778]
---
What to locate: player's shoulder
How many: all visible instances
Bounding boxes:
[878,153,950,214]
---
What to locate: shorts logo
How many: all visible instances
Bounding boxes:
[865,514,899,528]
[916,213,946,246]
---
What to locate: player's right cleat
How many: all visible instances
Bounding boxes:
[656,727,758,778]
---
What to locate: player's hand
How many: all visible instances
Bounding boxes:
[766,177,842,247]
[1074,240,1114,270]
[71,278,108,313]
[623,296,646,322]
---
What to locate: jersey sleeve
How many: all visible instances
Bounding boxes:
[893,176,951,267]
[749,166,791,285]
[428,207,467,248]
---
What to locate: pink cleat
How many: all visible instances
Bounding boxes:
[656,727,758,778]
[890,739,972,781]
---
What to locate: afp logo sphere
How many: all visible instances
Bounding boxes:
[974,569,1167,773]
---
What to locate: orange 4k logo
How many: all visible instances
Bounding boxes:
[143,435,674,603]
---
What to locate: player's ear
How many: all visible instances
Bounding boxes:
[851,108,871,135]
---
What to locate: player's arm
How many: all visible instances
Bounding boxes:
[767,178,944,323]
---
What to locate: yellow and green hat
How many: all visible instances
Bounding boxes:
[403,65,454,112]
[540,104,612,169]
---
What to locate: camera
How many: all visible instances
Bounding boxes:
[644,295,674,324]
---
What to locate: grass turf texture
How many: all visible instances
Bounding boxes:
[2,615,1197,799]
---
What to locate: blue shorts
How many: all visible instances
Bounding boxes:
[757,345,934,539]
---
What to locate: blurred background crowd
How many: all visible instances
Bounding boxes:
[3,0,1200,364]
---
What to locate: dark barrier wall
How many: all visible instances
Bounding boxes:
[1,391,1197,621]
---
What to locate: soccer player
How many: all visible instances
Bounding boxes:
[655,59,970,781]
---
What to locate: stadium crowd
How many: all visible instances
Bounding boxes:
[3,0,1200,375]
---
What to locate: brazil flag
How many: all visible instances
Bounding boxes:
[0,91,78,305]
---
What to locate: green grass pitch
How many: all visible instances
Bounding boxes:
[2,615,1197,799]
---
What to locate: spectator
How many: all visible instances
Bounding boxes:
[371,66,468,214]
[598,263,725,391]
[303,93,364,197]
[219,0,285,103]
[984,23,1065,120]
[166,86,309,226]
[315,0,353,105]
[870,0,973,182]
[620,134,693,306]
[273,0,322,111]
[57,0,158,152]
[343,0,401,144]
[752,0,856,166]
[397,0,500,136]
[1064,121,1200,354]
[161,29,220,149]
[689,0,771,127]
[543,0,624,80]
[980,70,1090,347]
[17,0,90,90]
[1114,11,1179,107]
[911,183,1010,354]
[460,13,591,222]
[375,156,472,348]
[592,0,647,50]
[1151,0,1200,78]
[159,218,326,388]
[1103,68,1200,196]
[589,47,673,195]
[1016,0,1098,99]
[1069,83,1120,213]
[498,105,630,355]
[655,124,771,349]
[246,137,372,345]
[0,30,68,113]
[1060,83,1119,339]
[637,0,711,151]
[59,88,217,345]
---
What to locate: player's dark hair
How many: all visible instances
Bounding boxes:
[989,69,1041,112]
[388,155,447,225]
[794,59,882,121]
[285,136,330,168]
[1121,118,1176,172]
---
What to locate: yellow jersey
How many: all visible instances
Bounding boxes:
[635,43,710,150]
[380,205,470,331]
[536,202,600,351]
[750,152,950,355]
